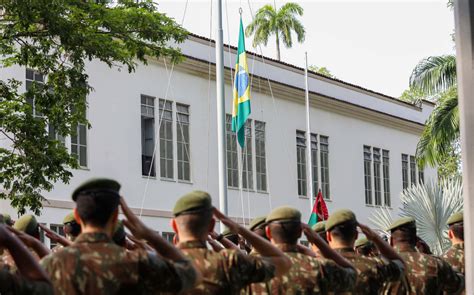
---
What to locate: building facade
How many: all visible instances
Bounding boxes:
[0,34,435,246]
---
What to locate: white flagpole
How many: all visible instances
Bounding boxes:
[304,52,315,209]
[216,0,228,232]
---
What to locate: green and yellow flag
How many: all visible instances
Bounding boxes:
[232,17,251,147]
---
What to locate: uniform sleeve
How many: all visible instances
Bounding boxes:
[138,252,197,293]
[438,257,464,294]
[224,250,276,286]
[0,269,53,295]
[375,258,404,282]
[320,259,357,292]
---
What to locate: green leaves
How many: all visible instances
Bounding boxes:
[0,0,188,214]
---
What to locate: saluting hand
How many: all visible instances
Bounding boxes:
[213,208,240,234]
[120,197,151,240]
[357,223,377,240]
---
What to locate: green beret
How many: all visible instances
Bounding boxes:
[63,212,76,224]
[355,237,370,248]
[249,216,267,231]
[311,221,326,233]
[173,191,213,216]
[72,178,121,201]
[266,207,301,223]
[447,211,463,226]
[326,209,356,232]
[13,215,38,236]
[112,220,126,244]
[387,217,416,231]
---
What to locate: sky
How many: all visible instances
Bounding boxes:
[156,0,455,98]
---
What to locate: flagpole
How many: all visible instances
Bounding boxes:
[216,0,228,231]
[304,52,315,209]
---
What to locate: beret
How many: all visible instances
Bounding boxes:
[311,221,326,233]
[112,220,126,244]
[72,178,121,201]
[1,214,13,226]
[387,217,416,231]
[249,216,267,231]
[447,211,463,226]
[13,214,38,236]
[355,237,370,248]
[326,209,356,232]
[63,212,76,224]
[266,206,301,223]
[173,191,213,216]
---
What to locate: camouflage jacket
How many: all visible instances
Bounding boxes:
[442,243,464,275]
[40,232,197,295]
[178,240,275,294]
[251,244,356,295]
[384,244,464,295]
[0,269,53,295]
[334,247,403,295]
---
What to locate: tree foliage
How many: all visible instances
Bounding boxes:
[0,0,187,214]
[245,3,305,61]
[308,65,335,79]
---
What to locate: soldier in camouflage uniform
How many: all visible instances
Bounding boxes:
[251,206,357,294]
[385,217,464,294]
[47,212,80,253]
[40,178,199,295]
[310,221,326,258]
[443,211,464,274]
[171,190,291,294]
[0,222,53,295]
[354,237,378,257]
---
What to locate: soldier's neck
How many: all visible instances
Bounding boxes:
[329,240,354,250]
[451,238,464,245]
[81,224,113,238]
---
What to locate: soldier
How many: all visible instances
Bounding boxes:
[310,221,326,257]
[354,237,379,257]
[443,211,464,274]
[42,212,79,253]
[251,206,357,294]
[385,217,464,294]
[171,190,291,294]
[0,223,53,294]
[40,178,199,295]
[325,209,404,294]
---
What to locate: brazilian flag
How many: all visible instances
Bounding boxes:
[232,17,251,148]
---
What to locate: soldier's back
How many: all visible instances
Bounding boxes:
[442,243,464,274]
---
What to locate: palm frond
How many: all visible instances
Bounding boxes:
[278,2,304,16]
[409,55,457,95]
[369,207,394,237]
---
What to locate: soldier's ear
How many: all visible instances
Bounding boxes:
[448,229,453,240]
[73,208,82,225]
[265,226,272,240]
[171,219,178,234]
[326,231,332,242]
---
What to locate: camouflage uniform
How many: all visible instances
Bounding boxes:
[178,240,275,295]
[0,270,53,295]
[251,244,356,295]
[335,247,403,294]
[442,243,465,274]
[41,232,196,295]
[384,244,464,294]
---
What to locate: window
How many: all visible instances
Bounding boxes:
[364,146,372,205]
[311,134,319,195]
[176,104,190,181]
[402,154,409,189]
[373,148,382,206]
[71,123,87,167]
[226,115,239,188]
[25,68,44,117]
[296,131,307,196]
[241,120,253,190]
[162,232,176,244]
[255,121,267,192]
[300,240,309,247]
[320,136,330,199]
[49,224,64,250]
[418,168,424,184]
[159,99,173,179]
[141,95,156,177]
[410,156,417,185]
[382,150,391,207]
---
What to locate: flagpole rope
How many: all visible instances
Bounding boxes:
[205,0,213,190]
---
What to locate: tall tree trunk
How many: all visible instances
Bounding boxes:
[275,32,281,61]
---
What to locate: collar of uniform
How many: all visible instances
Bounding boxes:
[275,243,298,253]
[334,247,355,253]
[393,244,417,253]
[75,232,111,244]
[453,242,464,250]
[178,240,207,249]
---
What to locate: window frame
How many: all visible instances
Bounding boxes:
[176,103,191,182]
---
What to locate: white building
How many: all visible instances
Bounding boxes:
[0,34,435,246]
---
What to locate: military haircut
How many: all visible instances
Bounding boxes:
[450,222,464,241]
[175,208,213,237]
[75,191,120,227]
[391,224,417,246]
[268,221,301,244]
[328,220,357,244]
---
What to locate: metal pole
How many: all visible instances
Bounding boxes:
[454,0,473,292]
[216,0,228,232]
[304,52,315,209]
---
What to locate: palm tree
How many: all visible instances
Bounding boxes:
[409,55,459,169]
[245,3,305,61]
[370,179,463,255]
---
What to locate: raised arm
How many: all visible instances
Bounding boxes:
[358,223,405,265]
[8,226,50,259]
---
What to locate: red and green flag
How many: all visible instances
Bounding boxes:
[308,190,329,227]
